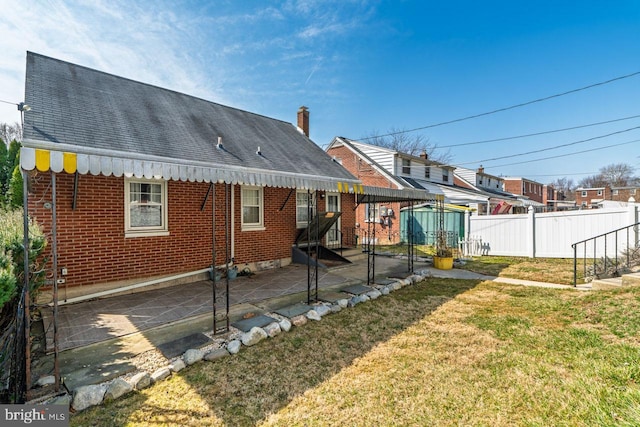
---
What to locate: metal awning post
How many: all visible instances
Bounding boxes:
[306,190,319,304]
[214,183,230,334]
[408,201,414,273]
[21,169,31,401]
[51,172,60,391]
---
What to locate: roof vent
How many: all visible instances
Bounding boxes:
[256,146,262,156]
[217,136,223,149]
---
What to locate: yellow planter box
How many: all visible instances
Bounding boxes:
[433,256,454,270]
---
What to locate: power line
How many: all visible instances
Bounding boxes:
[436,114,640,148]
[358,70,640,140]
[455,125,640,166]
[485,139,640,169]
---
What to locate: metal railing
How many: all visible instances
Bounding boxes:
[572,221,640,286]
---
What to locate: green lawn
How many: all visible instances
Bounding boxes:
[71,273,640,426]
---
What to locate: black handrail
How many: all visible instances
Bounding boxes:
[572,221,640,286]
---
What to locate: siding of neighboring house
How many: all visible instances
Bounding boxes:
[29,172,355,289]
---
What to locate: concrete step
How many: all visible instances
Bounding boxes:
[591,277,623,290]
[622,272,640,287]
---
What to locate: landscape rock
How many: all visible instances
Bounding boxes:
[241,326,268,346]
[205,348,230,361]
[330,304,342,313]
[184,349,206,365]
[151,367,171,383]
[263,322,282,337]
[314,304,332,317]
[129,372,151,390]
[104,378,133,401]
[72,383,108,412]
[337,299,349,309]
[366,289,382,300]
[360,294,371,302]
[291,315,308,327]
[278,317,292,332]
[49,394,72,406]
[227,339,242,354]
[36,375,55,387]
[306,310,321,321]
[380,286,390,295]
[169,358,186,372]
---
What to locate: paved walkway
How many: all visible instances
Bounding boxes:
[33,256,582,393]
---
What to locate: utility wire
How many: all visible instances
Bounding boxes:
[436,114,640,148]
[485,139,640,168]
[358,70,640,140]
[454,125,640,166]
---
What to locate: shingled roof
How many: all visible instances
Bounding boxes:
[21,52,359,191]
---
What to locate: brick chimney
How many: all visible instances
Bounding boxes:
[477,165,484,174]
[419,150,428,160]
[297,106,309,137]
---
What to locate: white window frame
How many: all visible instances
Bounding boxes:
[442,169,449,182]
[597,189,603,196]
[581,191,587,197]
[241,185,265,231]
[632,189,637,195]
[401,158,410,175]
[365,203,380,223]
[613,189,619,196]
[296,191,316,228]
[424,165,430,179]
[124,178,169,238]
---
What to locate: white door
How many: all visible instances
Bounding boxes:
[326,193,341,247]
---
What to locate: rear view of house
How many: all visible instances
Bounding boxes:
[20,52,363,297]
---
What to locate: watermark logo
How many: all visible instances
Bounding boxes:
[1,405,68,426]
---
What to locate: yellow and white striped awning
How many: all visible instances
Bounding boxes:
[20,143,370,194]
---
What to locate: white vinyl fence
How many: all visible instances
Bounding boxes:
[463,202,639,258]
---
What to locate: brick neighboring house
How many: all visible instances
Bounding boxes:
[611,185,639,202]
[575,187,611,208]
[503,177,545,204]
[21,52,367,295]
[325,137,416,244]
[326,137,492,244]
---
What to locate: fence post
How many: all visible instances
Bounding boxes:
[527,206,535,258]
[630,197,639,248]
[464,209,471,240]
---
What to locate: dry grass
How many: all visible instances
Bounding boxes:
[71,279,640,426]
[457,256,579,285]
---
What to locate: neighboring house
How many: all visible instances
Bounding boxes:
[611,185,639,202]
[502,176,545,204]
[326,137,482,244]
[454,166,522,214]
[575,186,611,208]
[20,52,370,296]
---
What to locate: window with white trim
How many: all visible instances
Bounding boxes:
[241,186,264,230]
[442,169,449,182]
[632,189,637,195]
[424,166,430,179]
[401,158,410,175]
[597,190,603,196]
[613,189,619,195]
[296,191,316,228]
[125,178,168,236]
[581,191,587,197]
[365,203,379,222]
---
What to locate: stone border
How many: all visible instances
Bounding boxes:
[35,270,431,413]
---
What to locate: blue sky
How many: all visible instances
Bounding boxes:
[1,0,639,183]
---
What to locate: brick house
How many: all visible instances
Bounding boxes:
[575,187,611,208]
[611,185,639,202]
[326,137,483,244]
[20,52,371,297]
[502,177,545,204]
